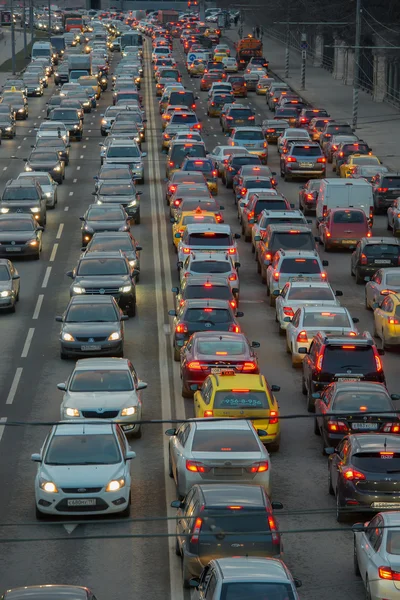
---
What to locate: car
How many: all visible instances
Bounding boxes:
[48,107,83,140]
[2,92,28,119]
[332,140,372,173]
[17,172,58,209]
[169,299,244,361]
[241,191,291,243]
[2,586,97,600]
[262,119,290,144]
[25,150,64,184]
[180,158,218,195]
[221,104,255,133]
[103,140,146,184]
[94,181,142,224]
[191,557,301,599]
[66,251,137,317]
[166,419,271,498]
[0,214,43,259]
[319,208,371,252]
[207,145,250,178]
[297,107,330,128]
[351,237,400,284]
[339,154,381,178]
[372,172,400,213]
[325,134,360,163]
[175,223,240,264]
[315,381,400,451]
[173,197,225,224]
[172,210,219,249]
[280,141,326,181]
[308,116,334,142]
[227,127,268,164]
[83,232,141,281]
[298,179,320,214]
[0,115,16,138]
[32,421,135,518]
[55,295,129,360]
[277,128,311,153]
[235,172,277,202]
[233,164,276,191]
[166,140,207,177]
[166,170,208,203]
[80,204,130,247]
[320,120,355,150]
[223,154,262,188]
[301,332,385,412]
[327,434,400,522]
[365,268,400,310]
[274,106,299,127]
[0,258,20,312]
[226,74,247,97]
[0,180,47,228]
[207,92,235,117]
[172,485,283,586]
[354,511,400,600]
[207,82,233,98]
[57,357,147,436]
[252,209,309,255]
[188,58,206,77]
[34,136,70,167]
[373,292,400,347]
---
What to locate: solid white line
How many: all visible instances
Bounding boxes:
[56,223,64,239]
[32,294,44,319]
[0,418,7,442]
[41,266,51,288]
[83,145,86,148]
[6,368,23,404]
[21,328,35,358]
[49,243,58,262]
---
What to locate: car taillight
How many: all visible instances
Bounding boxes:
[226,115,233,120]
[266,128,274,132]
[379,566,400,581]
[273,271,279,281]
[316,348,325,371]
[269,410,278,425]
[389,317,400,325]
[382,422,400,433]
[247,211,254,220]
[286,156,297,162]
[229,324,240,333]
[242,361,257,371]
[377,187,388,193]
[360,253,368,265]
[169,185,177,193]
[169,161,174,167]
[263,141,268,149]
[230,299,237,309]
[321,272,327,280]
[300,117,307,123]
[246,461,269,473]
[228,248,236,254]
[322,204,327,217]
[194,123,201,129]
[327,420,348,433]
[248,115,255,120]
[317,157,326,163]
[283,307,294,317]
[241,187,247,196]
[191,104,196,109]
[188,361,205,370]
[296,330,308,343]
[186,460,210,473]
[306,193,315,201]
[228,273,237,281]
[204,410,214,417]
[212,170,218,177]
[267,513,280,544]
[176,323,188,333]
[216,214,222,222]
[190,517,203,544]
[369,206,374,219]
[342,467,365,481]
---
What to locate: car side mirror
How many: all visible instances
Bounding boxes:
[372,301,379,309]
[189,579,200,589]
[171,499,184,509]
[126,450,136,460]
[391,394,400,401]
[322,260,329,267]
[314,236,321,243]
[325,447,335,455]
[335,290,343,297]
[55,316,63,322]
[294,579,302,589]
[65,270,74,278]
[79,216,85,221]
[168,309,177,316]
[236,311,244,317]
[352,317,359,323]
[298,347,308,354]
[57,383,66,391]
[165,428,177,436]
[272,289,280,297]
[234,262,240,268]
[141,151,147,157]
[251,341,260,348]
[234,233,240,239]
[31,453,42,462]
[177,261,183,269]
[257,429,267,437]
[290,203,295,209]
[12,274,20,280]
[271,385,280,392]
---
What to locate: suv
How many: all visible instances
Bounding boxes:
[66,251,137,316]
[172,275,237,309]
[266,248,328,303]
[104,140,146,184]
[172,484,283,584]
[241,191,292,242]
[227,127,268,164]
[267,83,289,110]
[0,180,46,227]
[332,140,371,173]
[351,237,400,284]
[297,108,330,128]
[261,119,290,144]
[221,104,255,133]
[372,172,400,213]
[280,142,326,181]
[223,154,262,188]
[176,223,240,264]
[301,332,385,412]
[320,121,354,151]
[252,210,309,254]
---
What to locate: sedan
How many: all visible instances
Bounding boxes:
[80,204,130,246]
[298,179,320,214]
[83,232,141,281]
[0,117,16,138]
[365,268,400,310]
[94,182,142,224]
[32,421,135,518]
[24,151,64,184]
[56,295,129,359]
[166,419,271,498]
[0,258,20,312]
[0,214,43,259]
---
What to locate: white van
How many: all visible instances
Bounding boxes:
[316,179,374,225]
[31,41,53,61]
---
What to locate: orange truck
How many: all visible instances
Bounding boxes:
[235,35,263,69]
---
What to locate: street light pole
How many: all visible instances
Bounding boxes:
[48,0,51,38]
[10,0,16,75]
[352,0,362,129]
[23,0,27,58]
[29,0,33,40]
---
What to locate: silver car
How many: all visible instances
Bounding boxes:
[207,145,249,177]
[365,268,400,309]
[17,172,58,208]
[166,419,271,498]
[354,512,400,600]
[104,140,147,184]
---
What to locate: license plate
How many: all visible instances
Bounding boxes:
[246,144,255,148]
[67,498,96,506]
[337,377,361,382]
[352,422,379,430]
[375,259,391,264]
[372,502,400,508]
[300,162,313,168]
[236,120,244,123]
[342,240,357,244]
[214,468,242,476]
[81,345,102,351]
[6,247,21,252]
[211,368,235,375]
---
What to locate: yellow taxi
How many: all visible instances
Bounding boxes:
[193,372,281,450]
[256,77,272,95]
[213,50,228,63]
[373,292,400,348]
[339,154,381,178]
[188,59,205,77]
[172,208,218,248]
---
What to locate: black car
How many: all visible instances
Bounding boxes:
[301,332,386,412]
[327,433,400,522]
[67,251,137,317]
[83,231,141,281]
[54,63,70,85]
[314,381,400,450]
[172,275,237,309]
[351,237,400,284]
[94,164,136,190]
[56,295,129,359]
[0,117,15,138]
[0,214,43,259]
[223,154,262,188]
[80,204,130,246]
[297,108,330,128]
[333,140,371,173]
[46,94,63,116]
[49,108,83,140]
[172,484,283,585]
[372,172,400,213]
[60,98,84,121]
[34,136,70,166]
[169,299,244,361]
[320,120,354,148]
[94,182,142,224]
[25,150,64,184]
[0,180,47,228]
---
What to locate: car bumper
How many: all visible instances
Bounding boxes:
[0,245,39,257]
[180,470,270,497]
[60,339,123,357]
[0,295,15,308]
[286,167,325,177]
[368,579,400,600]
[35,487,130,516]
[327,238,359,249]
[340,482,400,513]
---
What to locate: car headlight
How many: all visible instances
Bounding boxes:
[96,200,102,204]
[119,285,132,293]
[18,108,25,113]
[45,192,52,198]
[73,124,79,129]
[25,166,32,172]
[108,331,121,341]
[65,407,80,417]
[101,78,107,83]
[28,240,38,246]
[72,286,85,294]
[62,332,75,341]
[129,259,137,267]
[36,87,41,92]
[31,207,40,213]
[5,127,12,131]
[0,290,11,297]
[0,208,9,213]
[84,225,93,232]
[39,479,58,493]
[128,200,137,207]
[121,406,136,416]
[105,478,125,492]
[54,165,61,171]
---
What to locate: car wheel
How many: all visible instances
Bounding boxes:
[181,380,193,398]
[328,467,334,495]
[314,418,320,436]
[355,268,364,285]
[353,539,361,576]
[336,490,347,523]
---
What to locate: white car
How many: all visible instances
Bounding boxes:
[222,57,238,72]
[36,121,69,144]
[57,357,148,437]
[365,267,400,309]
[286,304,358,366]
[180,252,240,298]
[354,511,400,600]
[32,421,135,518]
[207,82,233,99]
[277,128,311,153]
[207,145,250,178]
[17,172,58,209]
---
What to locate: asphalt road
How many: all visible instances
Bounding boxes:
[0,35,397,600]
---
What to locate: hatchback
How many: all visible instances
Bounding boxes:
[319,208,370,251]
[227,127,267,164]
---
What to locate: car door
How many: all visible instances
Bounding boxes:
[330,438,347,491]
[366,270,382,306]
[276,282,290,323]
[316,385,332,434]
[8,261,19,296]
[173,423,191,477]
[176,487,195,545]
[194,378,212,416]
[303,339,318,390]
[358,515,384,583]
[287,307,300,348]
[375,296,392,336]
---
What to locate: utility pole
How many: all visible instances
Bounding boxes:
[352,0,362,129]
[23,0,27,58]
[29,0,34,41]
[48,0,51,38]
[284,0,290,77]
[300,32,307,89]
[10,0,16,74]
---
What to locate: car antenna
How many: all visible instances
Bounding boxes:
[384,437,387,451]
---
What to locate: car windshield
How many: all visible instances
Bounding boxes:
[303,311,350,327]
[364,244,399,257]
[271,232,314,251]
[0,265,10,280]
[31,153,58,162]
[65,304,118,322]
[280,258,321,274]
[45,433,121,465]
[333,211,365,223]
[322,346,376,373]
[188,233,231,246]
[87,207,125,221]
[171,146,206,163]
[234,130,263,140]
[332,391,393,412]
[88,237,134,252]
[191,261,231,274]
[98,184,134,196]
[77,258,128,276]
[51,110,78,120]
[107,146,140,158]
[214,391,269,409]
[220,582,295,600]
[288,287,334,301]
[21,175,50,186]
[192,429,260,452]
[2,188,39,200]
[69,369,133,392]
[0,218,34,231]
[185,308,231,323]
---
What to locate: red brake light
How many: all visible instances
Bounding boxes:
[228,505,243,510]
[317,157,326,163]
[273,271,279,281]
[242,361,257,371]
[283,307,294,317]
[175,323,188,333]
[204,283,212,288]
[316,348,325,371]
[377,187,388,193]
[246,461,268,473]
[228,273,237,281]
[389,317,400,324]
[373,348,383,371]
[203,308,213,312]
[190,516,203,544]
[267,513,280,544]
[342,468,366,481]
[186,460,210,473]
[286,156,297,163]
[360,253,368,265]
[327,420,348,433]
[296,330,308,343]
[269,410,278,425]
[229,324,240,333]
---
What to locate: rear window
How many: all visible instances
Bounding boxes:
[288,287,334,301]
[328,125,353,134]
[214,95,234,104]
[221,583,295,600]
[230,109,253,118]
[303,311,350,328]
[333,211,365,224]
[171,114,197,124]
[171,145,206,163]
[188,233,231,246]
[387,531,400,555]
[213,391,269,409]
[322,346,376,374]
[254,200,285,216]
[364,244,400,257]
[233,156,261,166]
[169,91,195,106]
[352,452,400,473]
[276,108,298,117]
[332,391,393,412]
[185,286,231,301]
[292,146,321,156]
[185,308,231,323]
[247,180,273,189]
[185,160,213,172]
[280,258,321,274]
[201,510,271,534]
[234,130,264,140]
[191,261,231,274]
[383,177,400,188]
[344,144,369,154]
[192,429,260,452]
[386,273,400,286]
[228,77,244,83]
[182,216,215,226]
[197,340,244,354]
[271,231,315,250]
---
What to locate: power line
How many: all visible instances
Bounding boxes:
[362,6,400,35]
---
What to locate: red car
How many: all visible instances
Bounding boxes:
[319,208,371,252]
[180,331,260,397]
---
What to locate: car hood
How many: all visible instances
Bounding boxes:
[0,231,36,241]
[63,390,136,409]
[0,281,12,292]
[28,160,58,169]
[105,157,143,165]
[97,195,136,204]
[74,275,131,286]
[61,321,121,336]
[40,463,124,487]
[86,219,127,230]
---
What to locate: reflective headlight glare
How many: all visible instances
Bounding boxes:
[108,331,121,341]
[129,260,137,267]
[0,290,11,297]
[45,192,52,198]
[30,207,39,213]
[105,478,125,492]
[0,208,9,213]
[65,407,80,417]
[119,285,132,293]
[40,479,58,493]
[28,240,38,246]
[72,286,85,294]
[25,166,32,171]
[121,406,136,416]
[62,332,75,341]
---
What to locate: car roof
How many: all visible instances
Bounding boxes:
[69,295,115,305]
[183,299,232,308]
[351,433,400,452]
[199,483,265,507]
[211,373,265,391]
[363,236,400,245]
[54,422,115,436]
[185,223,230,234]
[216,557,290,581]
[75,357,130,370]
[192,331,245,343]
[267,224,311,232]
[332,381,388,393]
[4,586,89,600]
[232,126,263,133]
[261,209,303,217]
[193,418,252,431]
